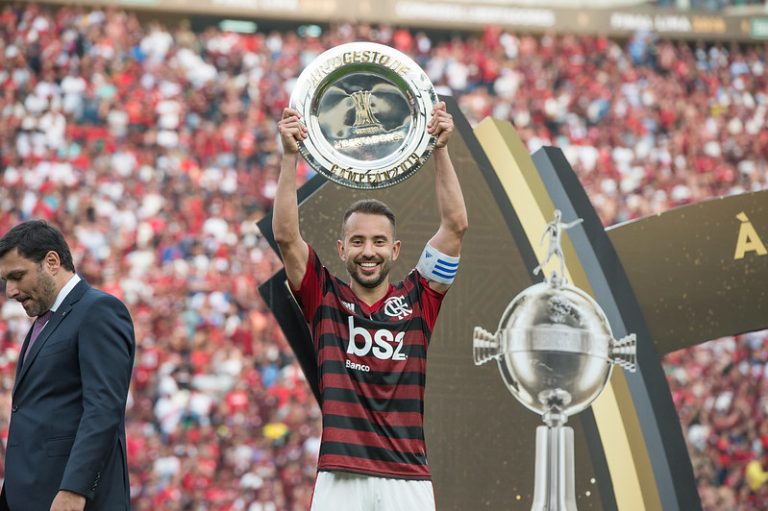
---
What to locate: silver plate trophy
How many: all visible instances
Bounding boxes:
[289,42,438,189]
[473,210,637,511]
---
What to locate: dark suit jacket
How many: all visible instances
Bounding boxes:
[2,279,135,511]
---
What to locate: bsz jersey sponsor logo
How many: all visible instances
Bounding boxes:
[346,316,407,361]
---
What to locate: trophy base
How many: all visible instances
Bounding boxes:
[531,425,578,511]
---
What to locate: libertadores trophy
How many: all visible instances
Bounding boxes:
[473,210,637,511]
[289,42,438,189]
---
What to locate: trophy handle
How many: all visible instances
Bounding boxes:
[611,333,637,372]
[472,327,500,366]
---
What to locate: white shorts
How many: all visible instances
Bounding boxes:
[310,470,435,511]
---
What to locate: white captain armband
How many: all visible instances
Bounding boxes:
[416,243,460,285]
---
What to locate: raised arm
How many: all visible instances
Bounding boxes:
[272,108,310,290]
[424,102,469,293]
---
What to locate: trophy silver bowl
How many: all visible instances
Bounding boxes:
[473,282,637,427]
[473,210,636,511]
[289,42,438,189]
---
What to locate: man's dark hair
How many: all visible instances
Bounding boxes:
[341,199,397,238]
[0,220,75,272]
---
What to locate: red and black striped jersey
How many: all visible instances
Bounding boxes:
[293,245,445,480]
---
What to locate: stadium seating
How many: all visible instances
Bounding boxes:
[1,4,766,509]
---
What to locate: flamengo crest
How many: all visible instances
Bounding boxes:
[384,296,412,320]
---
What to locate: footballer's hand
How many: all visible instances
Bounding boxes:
[279,108,307,154]
[428,101,453,149]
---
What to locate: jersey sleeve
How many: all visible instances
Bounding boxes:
[413,270,447,331]
[293,244,326,321]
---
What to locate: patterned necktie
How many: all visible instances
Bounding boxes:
[24,310,53,362]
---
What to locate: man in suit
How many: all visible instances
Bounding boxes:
[0,220,135,511]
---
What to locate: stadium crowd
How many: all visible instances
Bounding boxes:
[0,3,766,509]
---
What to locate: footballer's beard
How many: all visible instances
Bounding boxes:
[347,257,392,290]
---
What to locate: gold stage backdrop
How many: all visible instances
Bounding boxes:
[259,97,768,510]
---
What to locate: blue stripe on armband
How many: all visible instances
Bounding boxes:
[434,264,458,275]
[432,269,456,279]
[436,259,459,268]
